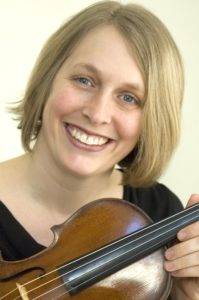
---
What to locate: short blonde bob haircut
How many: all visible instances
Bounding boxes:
[12,1,184,187]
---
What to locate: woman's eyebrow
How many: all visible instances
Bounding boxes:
[73,63,101,76]
[73,62,145,95]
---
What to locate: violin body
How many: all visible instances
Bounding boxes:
[0,199,171,299]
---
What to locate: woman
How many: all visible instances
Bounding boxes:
[0,1,198,299]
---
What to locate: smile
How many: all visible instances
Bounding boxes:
[67,125,109,146]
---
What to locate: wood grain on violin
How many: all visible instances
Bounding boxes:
[0,199,199,300]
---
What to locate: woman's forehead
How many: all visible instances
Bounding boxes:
[58,25,145,93]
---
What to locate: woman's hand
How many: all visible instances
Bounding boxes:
[164,194,199,300]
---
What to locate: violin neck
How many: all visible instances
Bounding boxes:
[59,203,199,295]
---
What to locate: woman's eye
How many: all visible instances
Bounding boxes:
[121,94,138,105]
[76,77,93,87]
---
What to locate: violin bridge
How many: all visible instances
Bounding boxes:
[16,283,29,300]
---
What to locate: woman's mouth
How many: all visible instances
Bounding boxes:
[66,124,110,147]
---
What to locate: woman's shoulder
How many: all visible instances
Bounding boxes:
[0,155,26,169]
[0,155,23,178]
[0,155,27,205]
[124,182,184,222]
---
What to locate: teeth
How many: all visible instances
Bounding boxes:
[68,126,108,145]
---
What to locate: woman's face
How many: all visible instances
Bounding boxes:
[39,25,145,177]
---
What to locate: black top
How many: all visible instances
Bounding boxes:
[0,183,183,261]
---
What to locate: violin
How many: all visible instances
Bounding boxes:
[0,198,199,300]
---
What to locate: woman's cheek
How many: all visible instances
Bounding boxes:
[47,89,80,116]
[118,112,142,140]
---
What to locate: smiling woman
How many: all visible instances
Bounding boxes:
[37,24,144,178]
[0,1,198,300]
[8,2,183,187]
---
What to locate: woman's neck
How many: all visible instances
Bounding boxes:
[24,150,123,217]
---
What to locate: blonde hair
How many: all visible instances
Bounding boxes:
[11,1,184,187]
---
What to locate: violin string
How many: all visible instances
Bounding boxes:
[3,206,198,300]
[28,282,67,300]
[0,287,19,300]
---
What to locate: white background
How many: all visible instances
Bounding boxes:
[0,0,198,205]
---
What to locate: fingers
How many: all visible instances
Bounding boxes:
[177,221,199,241]
[164,194,199,278]
[170,265,199,277]
[166,237,199,259]
[186,194,199,208]
[165,236,199,277]
[165,250,199,277]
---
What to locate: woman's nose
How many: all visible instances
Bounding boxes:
[82,92,112,125]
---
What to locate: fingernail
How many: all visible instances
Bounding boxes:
[178,231,187,240]
[165,249,174,259]
[165,261,174,271]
